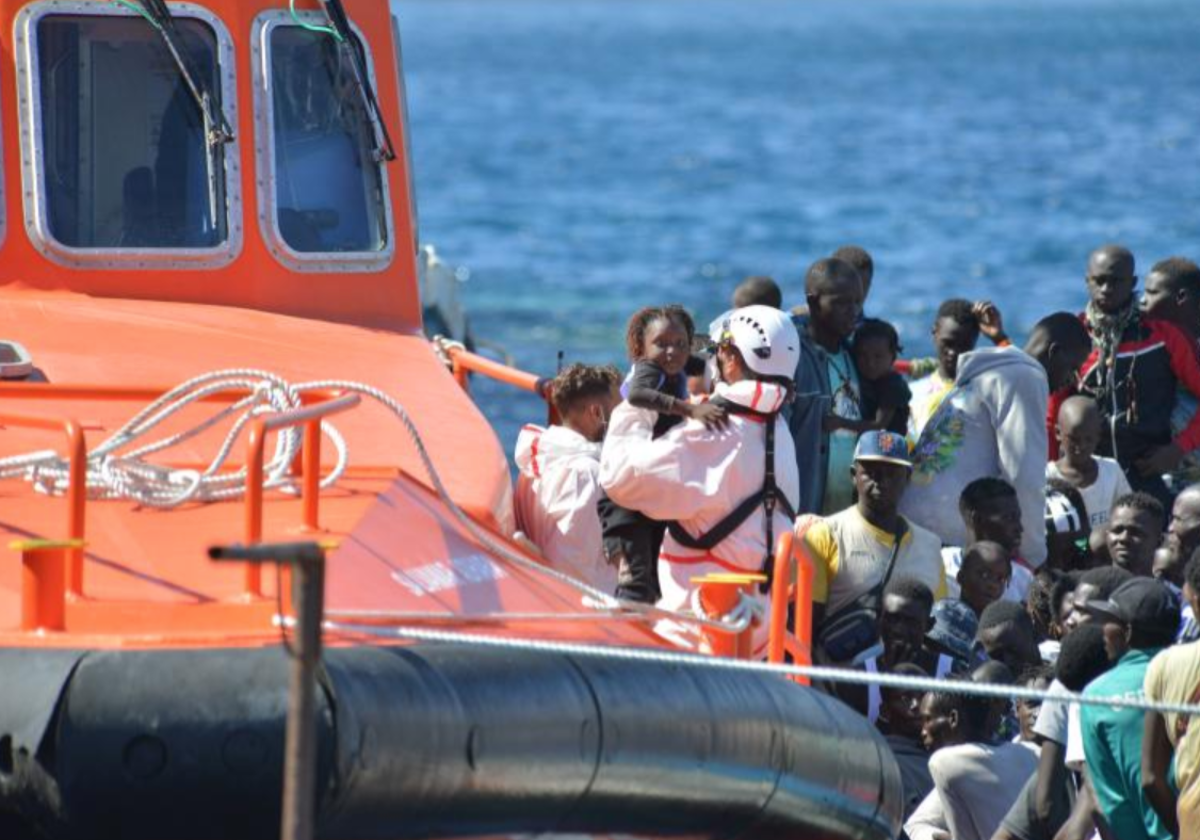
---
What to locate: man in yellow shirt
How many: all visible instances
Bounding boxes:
[803,430,948,663]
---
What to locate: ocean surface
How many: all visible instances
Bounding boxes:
[393,0,1200,455]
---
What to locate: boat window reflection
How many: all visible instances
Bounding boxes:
[269,27,387,254]
[36,15,227,249]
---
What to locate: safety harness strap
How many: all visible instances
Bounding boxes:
[666,399,795,589]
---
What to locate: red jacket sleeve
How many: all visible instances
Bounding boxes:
[1156,320,1200,452]
[1046,386,1073,461]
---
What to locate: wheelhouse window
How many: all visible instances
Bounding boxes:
[35,14,228,249]
[268,26,388,254]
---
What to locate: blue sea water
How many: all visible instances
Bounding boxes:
[393,0,1200,454]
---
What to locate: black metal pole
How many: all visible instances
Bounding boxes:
[282,554,323,840]
[209,542,328,840]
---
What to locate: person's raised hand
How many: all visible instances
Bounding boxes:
[973,300,1009,345]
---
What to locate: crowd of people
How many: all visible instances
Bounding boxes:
[511,244,1200,840]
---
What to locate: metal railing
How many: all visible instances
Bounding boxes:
[1,382,363,630]
[242,393,361,597]
[0,412,88,593]
[766,528,816,684]
[447,346,546,395]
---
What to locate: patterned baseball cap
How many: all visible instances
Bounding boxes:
[853,430,913,468]
[926,598,979,662]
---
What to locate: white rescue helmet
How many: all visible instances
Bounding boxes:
[719,305,800,381]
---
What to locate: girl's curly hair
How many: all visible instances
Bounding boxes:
[624,304,695,361]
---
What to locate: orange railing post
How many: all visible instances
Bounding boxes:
[15,539,83,631]
[241,394,360,600]
[244,420,267,597]
[65,420,87,594]
[302,420,322,532]
[766,523,816,685]
[767,530,793,665]
[0,412,89,595]
[791,527,816,686]
[451,356,470,391]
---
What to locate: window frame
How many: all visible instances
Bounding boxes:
[14,0,242,270]
[251,10,396,274]
[391,11,419,256]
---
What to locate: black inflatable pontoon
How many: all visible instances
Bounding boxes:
[0,644,902,840]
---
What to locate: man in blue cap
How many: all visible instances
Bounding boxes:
[1080,577,1182,840]
[802,430,947,663]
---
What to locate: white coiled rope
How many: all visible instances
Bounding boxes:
[0,369,744,634]
[0,370,348,507]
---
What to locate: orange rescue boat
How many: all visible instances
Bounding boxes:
[0,2,901,838]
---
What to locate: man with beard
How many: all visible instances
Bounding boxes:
[1077,245,1200,506]
[1164,484,1200,566]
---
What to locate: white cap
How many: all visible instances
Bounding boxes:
[718,306,800,381]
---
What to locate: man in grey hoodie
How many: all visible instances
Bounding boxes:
[901,313,1091,568]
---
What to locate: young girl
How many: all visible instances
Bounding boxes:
[622,305,726,434]
[599,305,725,603]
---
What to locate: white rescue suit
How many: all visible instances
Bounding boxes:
[514,424,616,593]
[599,379,800,654]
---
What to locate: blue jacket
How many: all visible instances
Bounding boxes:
[787,315,849,515]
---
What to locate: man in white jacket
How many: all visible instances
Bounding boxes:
[514,364,622,592]
[900,312,1092,569]
[600,305,801,655]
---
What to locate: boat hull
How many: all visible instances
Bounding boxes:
[0,643,901,840]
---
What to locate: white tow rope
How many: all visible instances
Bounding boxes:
[321,620,1200,718]
[0,369,744,634]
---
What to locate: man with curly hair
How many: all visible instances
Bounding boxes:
[514,363,621,592]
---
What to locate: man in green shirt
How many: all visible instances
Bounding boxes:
[1081,577,1182,840]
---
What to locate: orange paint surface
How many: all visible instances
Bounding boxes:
[0,0,667,654]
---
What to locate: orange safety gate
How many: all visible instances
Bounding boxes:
[766,527,815,684]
